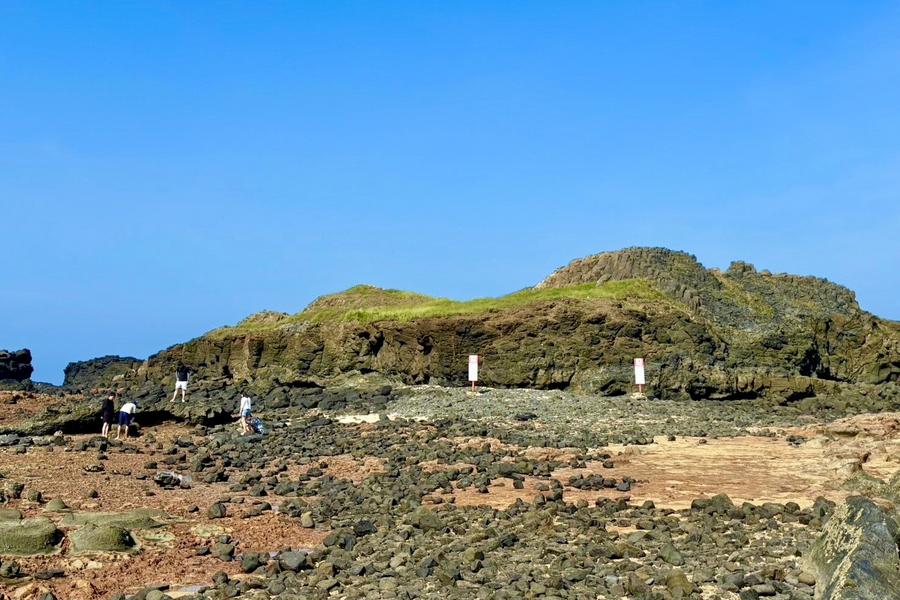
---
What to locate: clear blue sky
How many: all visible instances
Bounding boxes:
[2,2,899,383]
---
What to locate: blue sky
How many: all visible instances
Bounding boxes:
[2,2,899,383]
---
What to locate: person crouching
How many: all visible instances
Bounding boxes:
[116,400,138,440]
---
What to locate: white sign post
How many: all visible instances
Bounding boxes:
[634,358,646,393]
[468,355,479,392]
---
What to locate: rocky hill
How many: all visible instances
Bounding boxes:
[538,248,899,385]
[66,248,900,419]
[63,355,142,391]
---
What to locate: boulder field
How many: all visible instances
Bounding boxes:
[3,388,900,598]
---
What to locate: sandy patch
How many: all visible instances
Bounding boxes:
[427,431,900,511]
[282,454,385,484]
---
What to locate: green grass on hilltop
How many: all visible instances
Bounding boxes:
[210,279,669,337]
[305,284,437,313]
[307,279,665,324]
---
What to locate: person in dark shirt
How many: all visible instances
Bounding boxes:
[101,392,116,438]
[171,363,192,403]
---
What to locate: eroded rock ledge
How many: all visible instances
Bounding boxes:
[808,495,900,599]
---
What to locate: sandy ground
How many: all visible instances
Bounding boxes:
[433,417,900,510]
[283,454,385,484]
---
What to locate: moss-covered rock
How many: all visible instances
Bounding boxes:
[44,498,70,513]
[0,517,62,555]
[0,508,22,521]
[70,524,136,553]
[61,508,172,530]
[0,400,98,436]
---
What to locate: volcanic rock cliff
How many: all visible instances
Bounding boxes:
[75,248,900,415]
[63,355,142,391]
[0,349,33,383]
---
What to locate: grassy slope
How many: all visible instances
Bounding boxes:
[210,279,671,338]
[307,280,666,323]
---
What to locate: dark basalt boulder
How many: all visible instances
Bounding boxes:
[807,495,900,599]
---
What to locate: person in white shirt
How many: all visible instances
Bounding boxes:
[116,401,138,440]
[238,394,252,435]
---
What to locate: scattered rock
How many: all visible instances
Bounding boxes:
[277,551,308,572]
[407,507,444,531]
[211,542,235,561]
[659,542,684,566]
[207,503,227,519]
[44,498,69,513]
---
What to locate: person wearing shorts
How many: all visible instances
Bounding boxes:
[171,364,192,403]
[116,401,138,440]
[101,392,116,438]
[238,394,252,435]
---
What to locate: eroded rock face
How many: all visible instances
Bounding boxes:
[539,248,900,386]
[63,355,141,390]
[64,248,900,404]
[0,349,33,382]
[808,496,900,599]
[157,300,725,394]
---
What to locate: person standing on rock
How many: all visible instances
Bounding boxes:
[171,363,192,403]
[115,400,138,440]
[100,392,116,438]
[238,393,253,434]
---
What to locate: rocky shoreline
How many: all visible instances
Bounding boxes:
[1,386,900,599]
